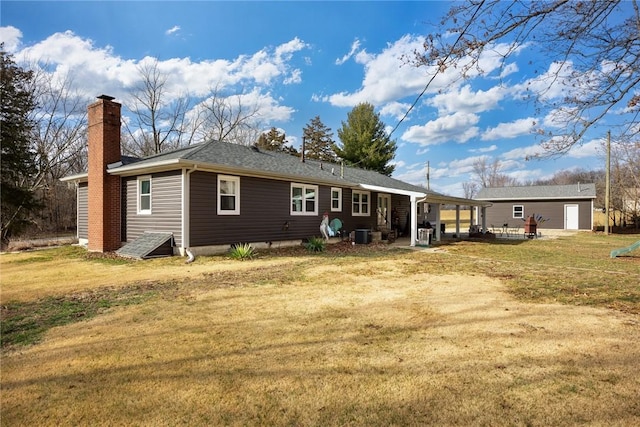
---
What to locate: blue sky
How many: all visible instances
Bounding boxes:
[1,1,617,197]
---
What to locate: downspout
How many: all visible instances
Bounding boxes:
[181,166,198,256]
[75,181,80,240]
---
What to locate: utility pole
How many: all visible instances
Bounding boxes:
[605,130,611,235]
[426,161,430,191]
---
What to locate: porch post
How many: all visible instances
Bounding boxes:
[455,205,460,236]
[435,204,441,241]
[481,206,487,231]
[410,196,418,246]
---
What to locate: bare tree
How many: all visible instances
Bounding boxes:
[411,0,640,155]
[462,181,479,199]
[195,85,262,145]
[124,59,196,156]
[611,137,640,227]
[26,65,91,233]
[473,157,519,188]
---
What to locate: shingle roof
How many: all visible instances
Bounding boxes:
[110,140,430,195]
[476,183,596,200]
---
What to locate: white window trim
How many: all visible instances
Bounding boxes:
[217,175,240,215]
[352,190,371,217]
[330,187,342,212]
[290,183,318,216]
[137,175,152,215]
[513,204,524,219]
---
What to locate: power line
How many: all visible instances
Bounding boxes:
[388,0,486,139]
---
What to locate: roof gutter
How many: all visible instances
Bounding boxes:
[418,194,492,207]
[60,172,88,183]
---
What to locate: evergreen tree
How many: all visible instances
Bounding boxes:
[255,127,298,155]
[302,116,337,162]
[334,102,396,176]
[1,47,40,247]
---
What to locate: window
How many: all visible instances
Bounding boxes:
[352,190,370,216]
[137,176,151,214]
[218,175,240,215]
[331,187,342,212]
[291,183,318,215]
[513,205,524,219]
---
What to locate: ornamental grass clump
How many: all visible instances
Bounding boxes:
[304,236,326,253]
[229,243,255,260]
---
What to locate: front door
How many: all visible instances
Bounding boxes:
[565,204,579,230]
[377,194,391,227]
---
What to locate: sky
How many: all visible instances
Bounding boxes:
[0,1,623,197]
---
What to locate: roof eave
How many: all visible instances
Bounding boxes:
[359,183,426,198]
[59,172,88,183]
[476,195,596,201]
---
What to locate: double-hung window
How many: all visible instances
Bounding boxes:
[352,190,370,216]
[218,175,240,215]
[291,183,318,215]
[331,187,342,212]
[513,205,524,219]
[137,176,152,214]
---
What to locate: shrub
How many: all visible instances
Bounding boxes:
[229,243,255,260]
[305,236,326,253]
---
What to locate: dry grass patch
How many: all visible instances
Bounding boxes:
[2,235,640,425]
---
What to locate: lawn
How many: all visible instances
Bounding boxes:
[1,233,639,426]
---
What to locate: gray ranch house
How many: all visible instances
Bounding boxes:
[62,96,485,257]
[476,184,597,232]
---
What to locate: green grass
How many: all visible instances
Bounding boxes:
[0,284,158,349]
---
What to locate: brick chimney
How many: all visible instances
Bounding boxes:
[87,95,122,252]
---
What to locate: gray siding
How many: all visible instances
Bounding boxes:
[123,171,183,246]
[78,182,88,239]
[484,200,592,230]
[189,171,401,246]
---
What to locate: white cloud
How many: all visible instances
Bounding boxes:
[165,25,181,36]
[393,167,428,188]
[275,37,307,60]
[335,39,361,65]
[469,145,498,153]
[402,112,480,146]
[324,35,444,108]
[10,31,304,123]
[0,26,22,52]
[446,155,489,175]
[379,101,411,120]
[507,167,543,183]
[501,143,546,161]
[567,138,603,159]
[513,60,596,102]
[499,62,519,79]
[428,84,507,114]
[482,118,537,141]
